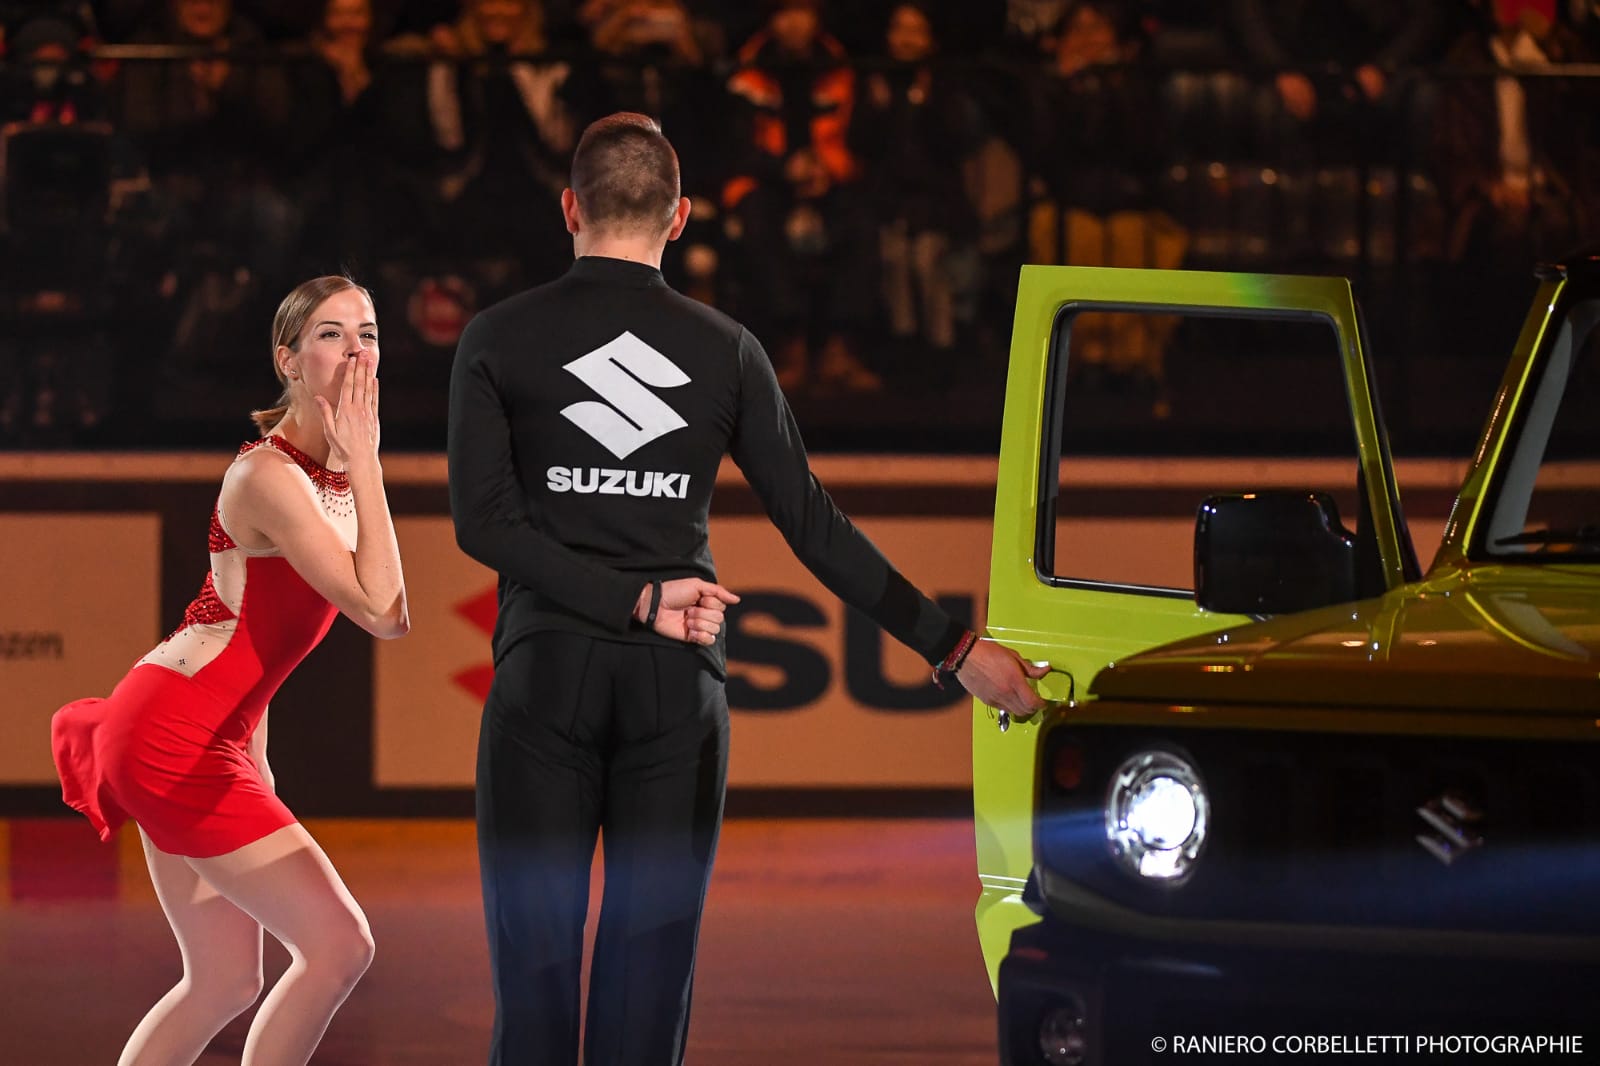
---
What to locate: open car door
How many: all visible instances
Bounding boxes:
[973,266,1415,991]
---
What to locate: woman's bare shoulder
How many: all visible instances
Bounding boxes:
[222,444,317,525]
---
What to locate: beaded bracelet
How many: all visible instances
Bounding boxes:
[931,629,978,691]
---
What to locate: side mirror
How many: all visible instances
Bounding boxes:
[1195,492,1356,615]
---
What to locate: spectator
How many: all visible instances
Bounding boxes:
[579,0,719,71]
[2,9,104,123]
[1432,0,1598,263]
[1226,0,1443,141]
[116,0,297,274]
[576,0,725,299]
[1570,0,1600,52]
[1026,0,1186,402]
[399,0,595,280]
[309,0,377,105]
[848,1,984,367]
[114,0,302,404]
[119,0,294,138]
[1218,0,1445,270]
[1027,0,1158,220]
[0,9,118,439]
[723,0,881,393]
[290,0,410,275]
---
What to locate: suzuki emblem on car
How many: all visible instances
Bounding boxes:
[1415,791,1485,866]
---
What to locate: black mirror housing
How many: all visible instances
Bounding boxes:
[1195,492,1356,615]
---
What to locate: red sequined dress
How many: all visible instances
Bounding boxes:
[50,435,351,857]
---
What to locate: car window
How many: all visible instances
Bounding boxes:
[1045,309,1364,591]
[1485,297,1600,560]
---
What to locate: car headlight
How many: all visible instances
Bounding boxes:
[1105,750,1209,883]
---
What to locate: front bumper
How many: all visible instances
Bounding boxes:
[998,913,1598,1066]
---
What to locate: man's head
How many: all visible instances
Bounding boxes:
[322,0,374,44]
[769,0,822,56]
[565,112,685,242]
[886,2,934,63]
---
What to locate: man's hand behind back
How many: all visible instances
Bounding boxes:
[655,577,740,646]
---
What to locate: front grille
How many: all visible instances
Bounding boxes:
[999,924,1599,1066]
[1036,726,1600,935]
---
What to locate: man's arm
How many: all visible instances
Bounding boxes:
[727,329,964,662]
[728,328,1045,716]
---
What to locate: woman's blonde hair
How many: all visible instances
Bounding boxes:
[250,275,374,435]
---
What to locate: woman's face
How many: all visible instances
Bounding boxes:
[174,0,230,40]
[323,0,373,43]
[280,288,379,410]
[887,6,933,63]
[472,0,529,45]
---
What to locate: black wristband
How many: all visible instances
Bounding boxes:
[644,579,663,628]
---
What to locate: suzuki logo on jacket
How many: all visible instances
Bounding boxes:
[560,331,689,459]
[546,467,690,498]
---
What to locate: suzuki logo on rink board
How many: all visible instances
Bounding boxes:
[561,332,690,459]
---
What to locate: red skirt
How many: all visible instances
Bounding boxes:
[50,663,295,858]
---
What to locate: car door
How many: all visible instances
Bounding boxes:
[973,266,1413,991]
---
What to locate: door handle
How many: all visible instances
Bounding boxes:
[995,665,1074,733]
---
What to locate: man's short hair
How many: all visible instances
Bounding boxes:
[570,113,681,235]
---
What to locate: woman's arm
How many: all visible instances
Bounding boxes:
[227,354,410,639]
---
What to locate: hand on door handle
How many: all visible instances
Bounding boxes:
[996,666,1074,733]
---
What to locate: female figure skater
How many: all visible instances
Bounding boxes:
[51,274,409,1066]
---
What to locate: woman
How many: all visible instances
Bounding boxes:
[50,274,409,1066]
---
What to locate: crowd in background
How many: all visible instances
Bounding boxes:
[0,0,1598,452]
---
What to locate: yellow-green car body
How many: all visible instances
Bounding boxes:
[974,255,1600,1063]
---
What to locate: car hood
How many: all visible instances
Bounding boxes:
[1091,564,1600,714]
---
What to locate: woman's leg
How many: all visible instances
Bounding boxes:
[119,830,266,1066]
[185,823,375,1066]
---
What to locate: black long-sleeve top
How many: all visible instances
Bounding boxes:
[447,255,966,676]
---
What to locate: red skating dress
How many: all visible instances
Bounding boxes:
[50,435,350,857]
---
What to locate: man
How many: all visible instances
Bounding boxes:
[447,111,1046,1066]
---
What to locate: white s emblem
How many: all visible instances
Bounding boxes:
[561,332,689,459]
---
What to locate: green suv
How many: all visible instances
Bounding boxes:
[973,255,1600,1065]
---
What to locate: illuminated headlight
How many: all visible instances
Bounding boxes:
[1105,750,1209,882]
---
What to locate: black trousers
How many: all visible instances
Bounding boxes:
[477,631,729,1066]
